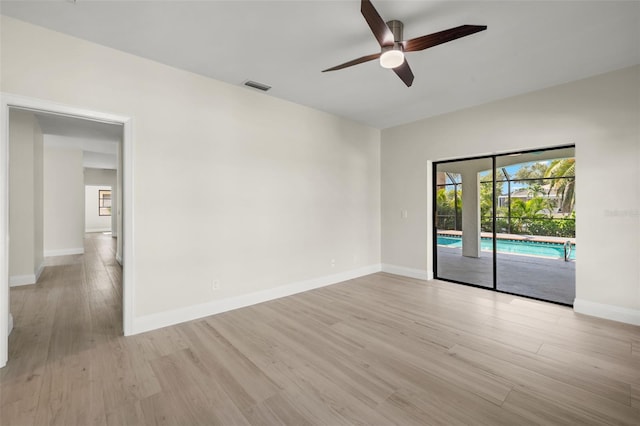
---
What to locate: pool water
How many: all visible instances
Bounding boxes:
[437,236,576,260]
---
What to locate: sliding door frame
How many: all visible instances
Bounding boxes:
[432,144,575,306]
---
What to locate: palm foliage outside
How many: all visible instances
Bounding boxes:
[545,158,575,214]
[436,188,461,230]
[436,157,575,238]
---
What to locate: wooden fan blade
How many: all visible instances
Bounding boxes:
[361,0,394,47]
[392,60,414,87]
[322,53,381,72]
[404,25,487,52]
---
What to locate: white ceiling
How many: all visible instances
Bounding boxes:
[2,1,639,129]
[34,113,123,142]
[32,111,121,169]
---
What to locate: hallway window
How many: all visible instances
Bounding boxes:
[99,190,112,216]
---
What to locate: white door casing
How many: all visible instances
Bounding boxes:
[0,93,135,368]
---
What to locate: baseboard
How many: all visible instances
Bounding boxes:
[86,228,111,233]
[9,274,36,287]
[44,247,84,257]
[573,299,640,326]
[35,261,44,282]
[132,263,383,335]
[381,264,431,280]
[9,260,46,287]
[115,253,122,265]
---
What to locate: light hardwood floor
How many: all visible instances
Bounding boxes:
[1,233,639,425]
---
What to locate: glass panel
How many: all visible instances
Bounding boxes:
[435,157,494,288]
[495,147,575,304]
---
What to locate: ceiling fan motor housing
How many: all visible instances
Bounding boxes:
[386,20,404,42]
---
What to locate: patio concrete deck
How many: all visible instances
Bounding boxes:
[436,246,575,305]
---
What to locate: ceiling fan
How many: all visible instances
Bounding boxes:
[322,0,487,87]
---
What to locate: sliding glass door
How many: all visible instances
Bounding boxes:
[494,148,576,304]
[433,146,575,305]
[435,157,494,288]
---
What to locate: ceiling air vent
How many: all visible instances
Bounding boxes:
[243,80,271,92]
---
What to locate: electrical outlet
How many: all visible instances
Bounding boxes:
[331,258,336,267]
[212,280,220,291]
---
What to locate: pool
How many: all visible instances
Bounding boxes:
[437,236,576,260]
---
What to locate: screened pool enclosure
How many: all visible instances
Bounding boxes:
[433,146,575,305]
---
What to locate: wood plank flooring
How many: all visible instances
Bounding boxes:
[1,232,639,425]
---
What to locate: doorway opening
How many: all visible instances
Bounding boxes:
[433,145,575,305]
[0,94,134,368]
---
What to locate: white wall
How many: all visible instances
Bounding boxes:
[0,16,381,326]
[9,110,35,279]
[43,144,85,256]
[8,109,44,286]
[381,65,640,324]
[85,185,112,233]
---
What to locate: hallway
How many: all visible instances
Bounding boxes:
[1,233,123,423]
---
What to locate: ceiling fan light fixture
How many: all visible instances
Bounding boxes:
[379,49,404,69]
[322,0,487,87]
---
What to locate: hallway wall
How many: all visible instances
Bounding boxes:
[43,144,85,256]
[8,109,44,286]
